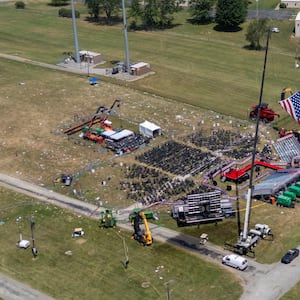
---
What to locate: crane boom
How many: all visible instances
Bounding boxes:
[132,211,153,246]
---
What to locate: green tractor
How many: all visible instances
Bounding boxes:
[99,209,117,228]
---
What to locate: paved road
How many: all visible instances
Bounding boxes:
[0,273,54,300]
[1,174,300,300]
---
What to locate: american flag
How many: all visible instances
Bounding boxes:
[279,90,300,124]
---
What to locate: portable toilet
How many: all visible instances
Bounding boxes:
[283,190,296,201]
[295,182,300,188]
[276,195,294,208]
[288,185,300,197]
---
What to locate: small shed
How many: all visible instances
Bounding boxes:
[80,50,104,64]
[130,62,151,76]
[139,121,161,138]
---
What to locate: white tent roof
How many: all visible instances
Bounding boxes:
[140,120,160,131]
[109,129,134,141]
[101,130,117,138]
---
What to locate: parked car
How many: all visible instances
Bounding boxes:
[281,248,299,264]
[271,27,280,33]
[222,254,248,271]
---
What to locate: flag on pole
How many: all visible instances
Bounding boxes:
[279,90,300,124]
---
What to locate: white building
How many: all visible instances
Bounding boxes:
[296,11,300,37]
[281,0,300,8]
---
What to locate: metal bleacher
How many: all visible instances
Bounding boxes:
[273,134,300,163]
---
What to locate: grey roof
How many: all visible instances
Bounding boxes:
[252,169,300,196]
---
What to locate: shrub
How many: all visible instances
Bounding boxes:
[15,1,25,9]
[49,0,69,6]
[58,8,80,18]
[279,3,286,8]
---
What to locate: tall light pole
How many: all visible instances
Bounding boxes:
[256,0,259,21]
[31,214,38,258]
[122,0,130,74]
[71,0,80,64]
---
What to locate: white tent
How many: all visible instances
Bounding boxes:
[139,121,161,138]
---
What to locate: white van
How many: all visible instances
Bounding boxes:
[222,254,248,271]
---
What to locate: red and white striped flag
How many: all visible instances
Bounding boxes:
[279,90,300,124]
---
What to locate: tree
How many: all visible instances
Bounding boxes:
[245,19,269,50]
[85,0,101,19]
[215,0,248,30]
[85,0,120,23]
[129,0,141,29]
[130,0,184,29]
[189,0,214,24]
[15,1,25,9]
[101,0,121,24]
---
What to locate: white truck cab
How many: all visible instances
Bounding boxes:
[222,254,248,271]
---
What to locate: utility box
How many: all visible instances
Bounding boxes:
[130,62,151,76]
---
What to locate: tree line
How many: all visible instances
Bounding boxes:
[85,0,248,29]
[82,0,270,50]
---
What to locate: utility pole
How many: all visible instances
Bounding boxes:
[31,214,38,258]
[71,0,80,64]
[256,0,259,21]
[122,0,130,74]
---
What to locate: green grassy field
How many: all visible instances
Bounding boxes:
[0,187,243,300]
[0,0,299,129]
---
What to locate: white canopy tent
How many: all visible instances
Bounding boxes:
[139,121,161,138]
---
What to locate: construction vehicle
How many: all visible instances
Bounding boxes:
[99,209,117,228]
[226,32,274,257]
[82,99,121,142]
[64,99,121,136]
[131,211,153,246]
[249,103,279,123]
[129,208,158,224]
[249,224,273,240]
[221,160,283,183]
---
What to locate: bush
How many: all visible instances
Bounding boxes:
[49,0,68,6]
[58,8,80,18]
[279,3,286,8]
[15,1,25,9]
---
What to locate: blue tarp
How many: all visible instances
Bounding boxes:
[89,77,100,85]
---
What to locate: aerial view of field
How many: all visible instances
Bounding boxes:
[2,0,300,299]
